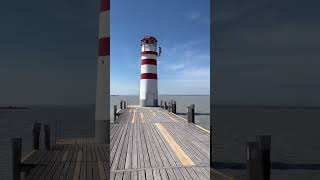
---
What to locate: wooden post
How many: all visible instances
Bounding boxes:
[257,134,271,180]
[160,100,163,108]
[246,141,261,180]
[173,101,177,114]
[114,105,117,122]
[124,101,126,109]
[120,100,123,109]
[187,104,195,123]
[164,101,167,110]
[44,124,50,150]
[32,122,41,150]
[11,137,22,180]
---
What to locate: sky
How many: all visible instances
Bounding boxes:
[0,0,209,105]
[213,0,320,106]
[110,0,210,95]
[2,0,320,106]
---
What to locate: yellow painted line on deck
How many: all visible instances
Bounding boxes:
[140,112,145,123]
[195,125,210,133]
[131,108,136,123]
[155,123,195,166]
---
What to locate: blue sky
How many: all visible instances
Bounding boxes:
[0,0,209,105]
[110,0,210,95]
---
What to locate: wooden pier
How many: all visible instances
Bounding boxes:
[110,106,210,180]
[19,106,210,180]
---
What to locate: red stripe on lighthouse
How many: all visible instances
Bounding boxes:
[141,51,158,55]
[100,0,110,11]
[98,37,110,56]
[141,59,157,65]
[141,73,157,79]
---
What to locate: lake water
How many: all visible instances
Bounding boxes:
[213,108,320,180]
[2,97,318,179]
[0,95,210,157]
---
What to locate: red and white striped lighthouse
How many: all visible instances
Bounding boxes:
[95,0,109,143]
[140,36,159,107]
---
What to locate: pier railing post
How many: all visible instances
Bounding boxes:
[32,123,41,150]
[120,100,123,109]
[173,101,176,114]
[124,101,126,109]
[160,100,163,108]
[114,105,117,122]
[257,134,271,180]
[11,137,21,180]
[187,104,195,123]
[44,124,50,150]
[246,141,261,180]
[164,101,167,110]
[0,137,22,180]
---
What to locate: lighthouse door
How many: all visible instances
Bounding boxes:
[146,93,154,106]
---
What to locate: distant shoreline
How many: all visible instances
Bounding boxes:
[213,105,320,110]
[0,106,30,109]
[111,94,210,96]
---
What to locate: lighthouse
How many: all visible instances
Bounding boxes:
[95,0,109,143]
[140,36,159,107]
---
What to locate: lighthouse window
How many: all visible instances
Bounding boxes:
[145,39,149,44]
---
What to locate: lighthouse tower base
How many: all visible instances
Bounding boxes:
[140,79,158,107]
[140,99,158,107]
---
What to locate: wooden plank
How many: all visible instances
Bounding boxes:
[138,170,146,180]
[131,171,138,180]
[154,123,195,166]
[125,123,133,169]
[72,151,82,180]
[139,123,151,168]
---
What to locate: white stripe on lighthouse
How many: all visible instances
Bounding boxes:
[141,64,157,74]
[141,54,157,60]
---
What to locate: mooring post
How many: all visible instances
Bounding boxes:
[173,101,177,114]
[124,101,126,109]
[246,141,261,180]
[32,122,41,150]
[44,124,50,150]
[187,104,195,123]
[164,101,167,110]
[114,105,117,122]
[257,134,271,180]
[11,137,22,180]
[120,100,123,109]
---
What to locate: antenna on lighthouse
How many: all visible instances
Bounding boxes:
[159,47,162,56]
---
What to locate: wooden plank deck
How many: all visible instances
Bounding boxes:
[21,106,210,180]
[110,107,210,180]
